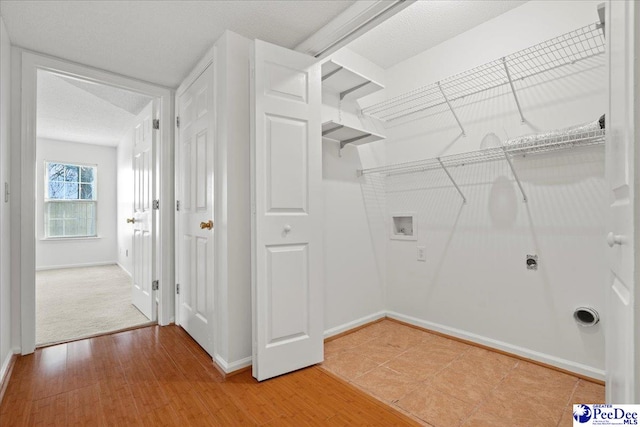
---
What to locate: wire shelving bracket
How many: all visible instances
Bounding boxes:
[437,157,466,203]
[361,22,605,123]
[358,129,605,202]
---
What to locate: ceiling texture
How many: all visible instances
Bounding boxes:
[0,0,355,88]
[37,70,152,146]
[348,0,528,69]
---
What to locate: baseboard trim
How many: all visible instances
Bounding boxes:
[116,262,132,277]
[0,350,18,404]
[385,311,605,383]
[213,354,253,377]
[324,311,387,340]
[36,261,118,271]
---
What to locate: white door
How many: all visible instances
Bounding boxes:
[605,0,639,403]
[251,40,323,381]
[176,64,215,355]
[131,101,155,320]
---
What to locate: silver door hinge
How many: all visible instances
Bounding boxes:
[153,199,160,210]
[152,280,159,291]
[176,284,180,294]
[153,119,160,130]
[176,116,180,128]
[176,200,180,211]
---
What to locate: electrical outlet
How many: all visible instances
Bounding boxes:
[126,249,129,257]
[417,246,426,262]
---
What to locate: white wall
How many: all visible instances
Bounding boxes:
[116,128,134,275]
[368,0,606,378]
[35,138,117,270]
[0,16,14,376]
[211,31,253,371]
[321,49,387,333]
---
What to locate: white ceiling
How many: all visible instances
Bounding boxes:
[37,70,152,146]
[0,0,354,88]
[348,0,528,69]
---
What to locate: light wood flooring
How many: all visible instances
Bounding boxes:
[320,319,605,427]
[0,325,419,426]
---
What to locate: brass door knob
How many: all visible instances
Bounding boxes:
[126,218,135,224]
[200,220,214,230]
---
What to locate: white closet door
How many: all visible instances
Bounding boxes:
[176,64,215,356]
[251,39,323,381]
[131,101,155,321]
[605,0,639,403]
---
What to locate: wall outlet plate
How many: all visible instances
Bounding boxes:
[417,246,426,262]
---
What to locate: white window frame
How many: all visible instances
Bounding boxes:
[43,161,98,239]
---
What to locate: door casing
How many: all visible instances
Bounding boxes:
[18,50,174,354]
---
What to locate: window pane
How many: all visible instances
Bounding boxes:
[80,184,93,200]
[80,167,94,183]
[48,163,64,182]
[48,219,64,237]
[48,181,65,199]
[46,201,97,238]
[64,183,79,199]
[64,165,79,182]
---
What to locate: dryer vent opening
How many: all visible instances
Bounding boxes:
[573,307,599,327]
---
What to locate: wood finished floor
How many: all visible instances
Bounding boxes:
[0,325,419,426]
[320,320,605,427]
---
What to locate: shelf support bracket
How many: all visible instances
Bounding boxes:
[437,82,465,136]
[341,81,372,100]
[502,57,525,123]
[502,147,527,202]
[437,158,466,204]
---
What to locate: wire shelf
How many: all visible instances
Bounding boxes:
[359,129,605,177]
[361,22,605,123]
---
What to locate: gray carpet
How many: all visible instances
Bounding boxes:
[36,264,150,346]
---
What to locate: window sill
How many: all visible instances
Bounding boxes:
[40,236,102,242]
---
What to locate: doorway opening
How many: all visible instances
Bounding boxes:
[34,69,155,346]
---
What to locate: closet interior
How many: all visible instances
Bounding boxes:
[320,0,607,383]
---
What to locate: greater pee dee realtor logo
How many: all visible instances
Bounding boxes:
[574,405,640,426]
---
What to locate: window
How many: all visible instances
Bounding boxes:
[45,162,97,238]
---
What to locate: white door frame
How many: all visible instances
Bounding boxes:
[20,50,174,354]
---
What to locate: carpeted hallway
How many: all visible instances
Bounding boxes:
[36,264,151,346]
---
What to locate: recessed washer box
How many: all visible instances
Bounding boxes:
[390,213,417,241]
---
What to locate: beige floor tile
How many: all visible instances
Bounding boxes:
[397,384,476,427]
[350,340,407,365]
[558,408,575,427]
[382,351,450,381]
[320,350,380,381]
[430,365,500,405]
[462,411,527,427]
[363,320,402,336]
[352,366,422,403]
[429,347,517,404]
[569,380,605,404]
[503,362,578,407]
[377,327,426,351]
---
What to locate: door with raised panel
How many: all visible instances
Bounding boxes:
[176,64,215,355]
[251,40,323,381]
[131,101,155,321]
[605,0,639,403]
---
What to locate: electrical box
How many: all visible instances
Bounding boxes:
[390,213,417,241]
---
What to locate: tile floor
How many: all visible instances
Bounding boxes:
[319,319,605,427]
